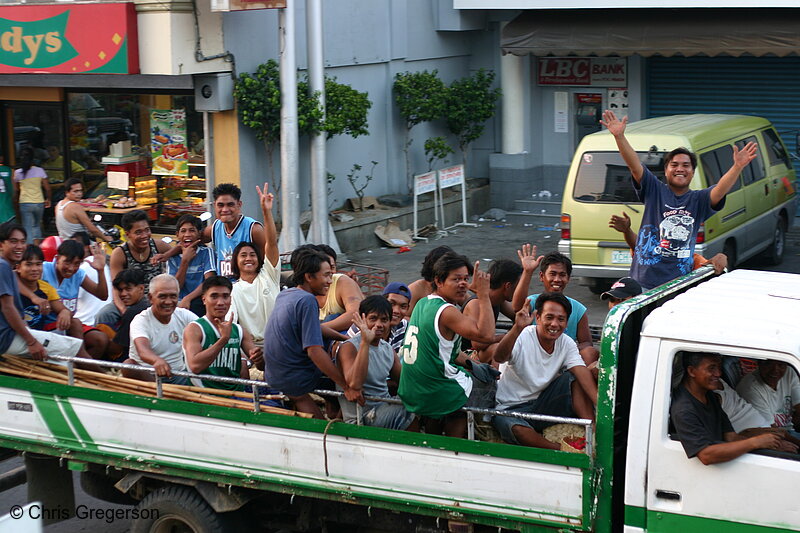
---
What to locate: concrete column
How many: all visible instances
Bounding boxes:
[278,1,303,251]
[501,51,526,155]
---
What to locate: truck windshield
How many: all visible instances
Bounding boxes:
[572,151,666,203]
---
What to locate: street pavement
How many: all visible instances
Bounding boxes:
[2,219,800,531]
[346,218,800,328]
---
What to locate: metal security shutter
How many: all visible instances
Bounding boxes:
[647,56,800,160]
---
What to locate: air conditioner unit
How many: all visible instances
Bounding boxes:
[194,73,234,112]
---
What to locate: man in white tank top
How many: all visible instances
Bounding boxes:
[55,179,112,242]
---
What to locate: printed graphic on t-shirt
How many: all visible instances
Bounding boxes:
[635,203,696,275]
[218,252,232,277]
[774,395,794,427]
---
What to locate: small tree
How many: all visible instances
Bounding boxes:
[319,76,371,139]
[424,136,454,172]
[235,62,371,192]
[393,70,447,191]
[444,69,501,173]
[347,160,378,211]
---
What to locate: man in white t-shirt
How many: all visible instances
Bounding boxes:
[122,274,196,385]
[737,359,800,430]
[492,292,597,449]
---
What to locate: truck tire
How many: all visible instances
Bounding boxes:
[587,277,613,295]
[723,241,736,271]
[130,486,235,533]
[764,219,787,266]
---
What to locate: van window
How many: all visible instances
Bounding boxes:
[701,145,741,192]
[736,136,765,186]
[763,128,792,168]
[572,151,665,203]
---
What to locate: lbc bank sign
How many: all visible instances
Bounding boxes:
[0,3,138,74]
[537,57,626,87]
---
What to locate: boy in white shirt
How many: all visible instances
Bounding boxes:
[493,292,597,449]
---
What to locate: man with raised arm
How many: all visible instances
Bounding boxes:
[398,252,500,438]
[600,110,756,290]
[511,247,597,365]
[493,294,597,449]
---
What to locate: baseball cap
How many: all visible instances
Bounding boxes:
[382,282,411,300]
[601,277,643,301]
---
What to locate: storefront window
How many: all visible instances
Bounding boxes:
[66,92,206,226]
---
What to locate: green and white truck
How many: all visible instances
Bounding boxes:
[0,267,798,532]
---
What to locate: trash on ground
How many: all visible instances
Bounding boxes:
[375,220,415,248]
[480,208,507,221]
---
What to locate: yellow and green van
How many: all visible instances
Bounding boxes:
[558,114,797,293]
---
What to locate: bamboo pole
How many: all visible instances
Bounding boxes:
[0,356,309,418]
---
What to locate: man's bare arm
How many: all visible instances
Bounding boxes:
[696,432,781,465]
[600,110,644,182]
[710,142,758,206]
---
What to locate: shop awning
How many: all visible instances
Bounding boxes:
[502,9,800,57]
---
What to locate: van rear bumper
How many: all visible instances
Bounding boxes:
[559,239,631,279]
[571,265,631,278]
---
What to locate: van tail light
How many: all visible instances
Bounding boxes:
[561,214,571,240]
[696,223,705,244]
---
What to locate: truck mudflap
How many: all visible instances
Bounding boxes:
[0,356,597,532]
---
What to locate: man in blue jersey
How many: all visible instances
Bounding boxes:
[203,183,266,278]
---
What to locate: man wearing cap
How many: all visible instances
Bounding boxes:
[348,281,410,353]
[601,277,643,310]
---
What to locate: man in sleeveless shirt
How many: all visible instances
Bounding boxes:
[183,275,262,391]
[55,178,112,242]
[99,210,171,325]
[206,183,266,278]
[398,252,500,438]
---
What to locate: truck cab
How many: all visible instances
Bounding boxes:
[615,269,800,532]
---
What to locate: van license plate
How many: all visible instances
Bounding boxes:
[611,250,632,264]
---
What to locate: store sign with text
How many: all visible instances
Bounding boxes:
[537,57,626,87]
[0,3,138,74]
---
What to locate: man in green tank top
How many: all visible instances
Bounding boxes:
[398,252,499,438]
[183,276,263,390]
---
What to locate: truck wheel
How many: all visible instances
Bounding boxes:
[723,241,736,271]
[130,486,234,533]
[764,219,787,266]
[587,278,613,295]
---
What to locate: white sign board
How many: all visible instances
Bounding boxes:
[107,171,129,190]
[414,171,437,195]
[554,91,568,133]
[439,165,464,189]
[412,171,439,241]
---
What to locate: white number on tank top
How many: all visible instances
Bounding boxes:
[400,325,419,365]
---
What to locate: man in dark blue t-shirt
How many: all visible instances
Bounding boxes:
[263,248,362,418]
[600,110,757,290]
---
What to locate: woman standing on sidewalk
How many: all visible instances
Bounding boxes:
[13,146,51,244]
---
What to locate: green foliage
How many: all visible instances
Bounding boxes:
[320,77,371,139]
[424,136,454,171]
[233,59,282,145]
[393,70,447,129]
[347,160,378,211]
[235,61,371,143]
[445,69,501,155]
